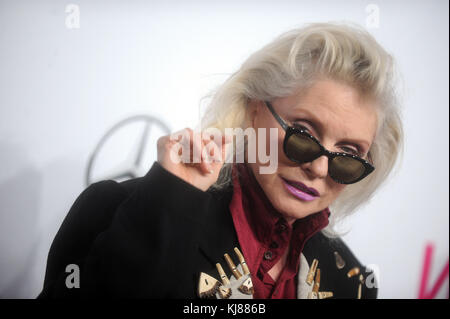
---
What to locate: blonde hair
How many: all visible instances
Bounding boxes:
[199,22,403,237]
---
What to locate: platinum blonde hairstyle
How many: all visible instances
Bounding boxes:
[199,22,403,237]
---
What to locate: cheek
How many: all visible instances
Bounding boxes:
[249,166,280,201]
[261,122,289,166]
[325,181,346,200]
[253,120,287,167]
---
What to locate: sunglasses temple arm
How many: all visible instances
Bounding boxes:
[264,101,289,131]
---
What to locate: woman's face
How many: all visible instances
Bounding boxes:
[247,79,378,224]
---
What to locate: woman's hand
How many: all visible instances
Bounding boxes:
[157,128,230,191]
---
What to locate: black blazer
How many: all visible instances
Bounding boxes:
[38,161,377,299]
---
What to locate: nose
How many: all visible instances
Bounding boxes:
[302,155,329,179]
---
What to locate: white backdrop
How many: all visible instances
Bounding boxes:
[0,0,448,298]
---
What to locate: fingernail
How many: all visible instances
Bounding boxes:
[208,168,213,174]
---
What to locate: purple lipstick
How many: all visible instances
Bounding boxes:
[281,178,320,202]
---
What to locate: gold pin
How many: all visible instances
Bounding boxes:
[238,277,254,295]
[307,291,318,299]
[234,247,250,275]
[312,268,321,293]
[306,259,319,285]
[215,263,232,299]
[334,251,345,269]
[318,291,333,299]
[197,272,220,298]
[218,286,232,299]
[224,253,242,280]
[216,263,230,285]
[347,267,360,278]
[357,272,365,299]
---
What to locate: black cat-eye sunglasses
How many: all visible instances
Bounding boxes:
[264,101,375,184]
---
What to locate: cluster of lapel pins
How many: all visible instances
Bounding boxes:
[305,252,365,299]
[306,259,333,299]
[199,248,366,299]
[198,247,254,299]
[335,251,365,299]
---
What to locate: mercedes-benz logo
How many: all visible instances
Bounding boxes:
[86,115,170,186]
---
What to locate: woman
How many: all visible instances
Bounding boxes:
[38,22,403,299]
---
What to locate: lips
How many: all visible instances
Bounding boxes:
[282,178,320,197]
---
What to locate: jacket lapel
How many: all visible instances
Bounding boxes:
[297,253,313,299]
[194,187,256,299]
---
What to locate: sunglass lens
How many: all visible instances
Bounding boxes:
[285,133,321,163]
[329,156,366,184]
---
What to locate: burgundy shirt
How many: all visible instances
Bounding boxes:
[229,163,330,299]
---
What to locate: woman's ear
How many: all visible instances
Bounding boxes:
[245,99,260,128]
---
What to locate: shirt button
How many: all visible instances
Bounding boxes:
[264,251,273,260]
[277,223,287,233]
[270,241,279,249]
[273,288,279,297]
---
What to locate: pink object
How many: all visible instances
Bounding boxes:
[418,243,449,299]
[282,178,320,196]
[282,179,317,201]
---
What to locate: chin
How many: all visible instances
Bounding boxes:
[283,202,319,220]
[270,192,322,222]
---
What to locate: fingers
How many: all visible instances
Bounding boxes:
[177,129,211,175]
[166,128,230,176]
[202,131,233,166]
